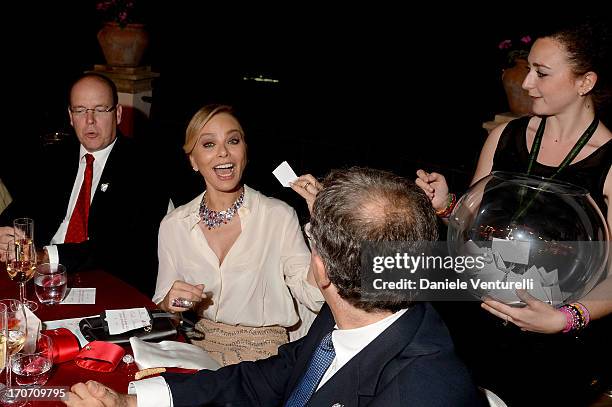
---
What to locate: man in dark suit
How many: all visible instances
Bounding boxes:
[0,73,168,296]
[65,167,483,407]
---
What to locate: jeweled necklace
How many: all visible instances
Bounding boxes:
[199,188,245,230]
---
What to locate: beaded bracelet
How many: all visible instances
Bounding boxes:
[436,193,457,218]
[572,302,591,327]
[559,302,591,333]
[569,303,588,330]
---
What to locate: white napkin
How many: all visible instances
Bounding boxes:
[24,305,42,353]
[130,337,221,371]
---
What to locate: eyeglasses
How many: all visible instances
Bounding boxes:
[69,105,116,115]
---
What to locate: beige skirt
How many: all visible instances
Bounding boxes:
[190,318,288,367]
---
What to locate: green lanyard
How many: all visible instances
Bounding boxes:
[514,115,599,222]
[526,116,600,177]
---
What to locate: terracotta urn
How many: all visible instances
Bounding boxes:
[97,22,149,67]
[501,58,532,115]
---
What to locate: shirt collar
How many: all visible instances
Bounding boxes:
[79,137,117,163]
[331,308,408,369]
[185,184,253,229]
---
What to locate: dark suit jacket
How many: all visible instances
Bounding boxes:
[1,134,168,296]
[163,303,484,407]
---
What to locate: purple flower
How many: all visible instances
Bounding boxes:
[498,39,512,50]
[96,0,140,28]
[498,34,532,68]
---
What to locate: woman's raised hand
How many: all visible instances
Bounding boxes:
[415,170,450,212]
[290,174,322,215]
[160,280,207,313]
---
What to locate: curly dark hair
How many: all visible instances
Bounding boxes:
[544,17,612,122]
[310,167,438,313]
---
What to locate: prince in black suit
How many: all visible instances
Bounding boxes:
[65,168,483,407]
[1,73,168,296]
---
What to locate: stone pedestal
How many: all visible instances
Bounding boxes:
[88,65,160,137]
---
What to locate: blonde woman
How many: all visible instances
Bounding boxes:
[154,105,323,366]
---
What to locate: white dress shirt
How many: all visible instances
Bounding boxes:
[45,139,116,264]
[129,309,409,407]
[318,308,408,389]
[153,185,324,327]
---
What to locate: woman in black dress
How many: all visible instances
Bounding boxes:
[416,17,612,406]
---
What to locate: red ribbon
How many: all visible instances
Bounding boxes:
[75,341,125,372]
[41,328,81,363]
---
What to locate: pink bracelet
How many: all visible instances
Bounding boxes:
[559,306,574,333]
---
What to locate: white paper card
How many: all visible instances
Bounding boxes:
[105,308,151,335]
[61,288,96,304]
[43,316,98,347]
[492,238,530,265]
[272,161,298,187]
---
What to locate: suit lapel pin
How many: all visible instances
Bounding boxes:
[100,183,109,192]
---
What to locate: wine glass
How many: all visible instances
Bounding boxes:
[12,218,38,312]
[5,239,38,312]
[0,299,27,407]
[12,219,34,245]
[0,303,7,382]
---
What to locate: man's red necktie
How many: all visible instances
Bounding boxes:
[65,153,94,243]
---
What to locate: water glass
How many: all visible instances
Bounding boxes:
[10,333,53,387]
[34,264,67,305]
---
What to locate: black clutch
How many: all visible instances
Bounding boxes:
[79,309,178,345]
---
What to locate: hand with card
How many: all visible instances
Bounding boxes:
[272,161,322,215]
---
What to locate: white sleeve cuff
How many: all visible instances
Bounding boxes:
[128,377,173,407]
[44,245,59,264]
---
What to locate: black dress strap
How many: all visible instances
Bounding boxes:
[526,116,600,178]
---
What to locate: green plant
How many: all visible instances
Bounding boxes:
[498,35,532,68]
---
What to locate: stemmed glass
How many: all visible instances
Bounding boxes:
[11,219,38,312]
[0,303,7,384]
[0,299,27,407]
[12,219,34,246]
[5,239,38,313]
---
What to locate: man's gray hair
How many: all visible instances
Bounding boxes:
[310,167,438,312]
